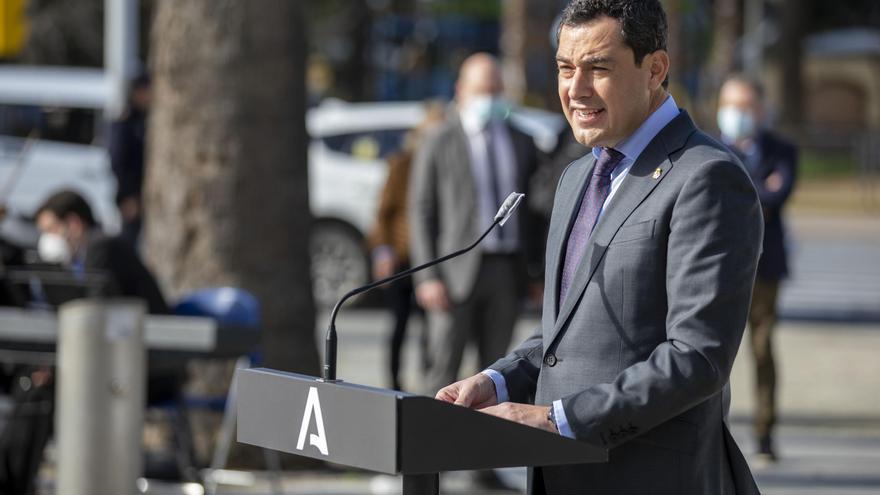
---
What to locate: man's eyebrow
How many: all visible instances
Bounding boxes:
[584,56,613,65]
[555,55,614,66]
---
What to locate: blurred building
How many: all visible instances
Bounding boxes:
[804,29,880,133]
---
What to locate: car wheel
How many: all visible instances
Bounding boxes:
[310,221,370,309]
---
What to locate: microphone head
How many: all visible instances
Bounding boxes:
[494,192,525,226]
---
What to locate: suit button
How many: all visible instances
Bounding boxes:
[544,353,557,367]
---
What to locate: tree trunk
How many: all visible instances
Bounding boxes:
[146,0,318,373]
[501,0,528,104]
[695,0,741,125]
[777,0,806,135]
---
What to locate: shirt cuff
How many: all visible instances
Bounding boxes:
[480,369,509,404]
[553,400,575,438]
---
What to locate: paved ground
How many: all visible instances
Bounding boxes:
[778,214,880,322]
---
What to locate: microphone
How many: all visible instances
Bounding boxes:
[321,192,526,382]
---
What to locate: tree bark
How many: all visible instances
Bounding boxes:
[501,0,528,104]
[146,0,318,375]
[777,0,806,135]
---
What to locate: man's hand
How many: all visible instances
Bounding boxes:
[372,251,397,280]
[435,373,498,409]
[416,279,450,311]
[480,403,558,434]
[765,171,783,192]
[119,196,140,221]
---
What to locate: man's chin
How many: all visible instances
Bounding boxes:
[573,129,603,148]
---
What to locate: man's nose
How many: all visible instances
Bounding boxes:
[568,69,594,100]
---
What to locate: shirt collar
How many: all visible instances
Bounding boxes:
[592,94,680,165]
[461,112,502,136]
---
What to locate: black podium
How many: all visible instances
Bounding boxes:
[236,367,607,494]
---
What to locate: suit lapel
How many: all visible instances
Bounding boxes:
[550,111,697,343]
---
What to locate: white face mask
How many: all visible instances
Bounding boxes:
[37,232,72,265]
[464,95,510,129]
[717,106,757,142]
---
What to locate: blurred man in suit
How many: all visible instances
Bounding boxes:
[436,1,764,493]
[718,74,798,462]
[409,53,544,396]
[109,74,152,247]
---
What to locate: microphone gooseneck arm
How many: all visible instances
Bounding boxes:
[322,215,503,382]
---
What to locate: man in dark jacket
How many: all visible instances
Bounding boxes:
[34,189,168,314]
[109,75,151,247]
[718,74,798,462]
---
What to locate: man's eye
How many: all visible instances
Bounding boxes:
[558,66,574,76]
[593,66,608,72]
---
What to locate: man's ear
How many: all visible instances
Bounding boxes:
[646,50,670,90]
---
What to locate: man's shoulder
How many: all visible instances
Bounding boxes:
[673,127,747,175]
[759,131,797,157]
[424,118,464,146]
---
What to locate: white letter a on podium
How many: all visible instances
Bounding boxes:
[296,387,329,455]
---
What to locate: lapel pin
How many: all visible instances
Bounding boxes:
[652,167,662,179]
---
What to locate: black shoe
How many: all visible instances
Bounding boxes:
[754,435,778,465]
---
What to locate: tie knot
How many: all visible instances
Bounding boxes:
[594,148,624,177]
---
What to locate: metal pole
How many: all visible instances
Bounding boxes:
[105,300,146,495]
[55,300,110,495]
[104,0,139,119]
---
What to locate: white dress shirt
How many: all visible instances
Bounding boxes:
[460,115,520,253]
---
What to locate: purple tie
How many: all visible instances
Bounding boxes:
[559,147,625,303]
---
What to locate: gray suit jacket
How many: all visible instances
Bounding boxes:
[490,111,763,495]
[409,115,544,302]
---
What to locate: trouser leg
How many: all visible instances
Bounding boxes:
[422,299,472,396]
[748,279,779,440]
[388,276,413,390]
[474,255,519,369]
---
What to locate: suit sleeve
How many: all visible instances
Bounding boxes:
[408,130,442,285]
[757,142,797,210]
[559,159,763,448]
[488,327,543,404]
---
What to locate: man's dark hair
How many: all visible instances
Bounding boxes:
[557,0,668,67]
[36,190,97,228]
[721,72,766,103]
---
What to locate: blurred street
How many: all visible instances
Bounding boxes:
[779,215,880,322]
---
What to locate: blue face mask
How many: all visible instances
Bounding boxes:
[717,106,757,142]
[464,95,510,129]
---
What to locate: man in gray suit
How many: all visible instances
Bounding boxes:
[409,53,544,396]
[436,1,764,494]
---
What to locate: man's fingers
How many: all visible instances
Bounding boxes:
[435,386,457,403]
[453,388,473,407]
